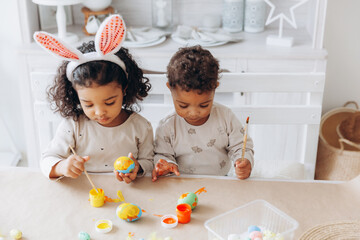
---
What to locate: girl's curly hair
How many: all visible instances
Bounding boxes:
[48,41,151,121]
[167,45,219,93]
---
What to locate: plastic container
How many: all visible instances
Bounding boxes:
[161,214,178,228]
[204,199,299,240]
[89,188,105,207]
[176,203,192,224]
[95,219,113,233]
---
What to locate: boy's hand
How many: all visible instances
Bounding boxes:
[51,155,90,178]
[152,159,180,182]
[235,158,251,180]
[114,153,140,184]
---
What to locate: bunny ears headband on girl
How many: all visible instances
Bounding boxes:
[33,14,127,81]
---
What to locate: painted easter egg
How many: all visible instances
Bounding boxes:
[9,229,22,240]
[78,231,91,240]
[177,192,198,210]
[116,203,142,222]
[114,156,135,174]
[248,225,261,233]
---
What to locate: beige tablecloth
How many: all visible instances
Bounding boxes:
[0,167,359,240]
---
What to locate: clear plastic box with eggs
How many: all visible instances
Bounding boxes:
[204,199,298,240]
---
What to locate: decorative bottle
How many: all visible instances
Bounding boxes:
[244,0,266,33]
[152,0,173,30]
[222,0,244,33]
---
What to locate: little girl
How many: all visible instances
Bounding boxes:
[152,45,254,181]
[34,15,154,183]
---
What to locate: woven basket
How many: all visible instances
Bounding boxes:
[299,220,360,240]
[315,101,360,181]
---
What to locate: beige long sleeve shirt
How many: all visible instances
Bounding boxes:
[41,113,154,178]
[154,103,254,176]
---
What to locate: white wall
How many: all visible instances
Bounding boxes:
[0,0,359,165]
[0,1,24,156]
[322,0,360,113]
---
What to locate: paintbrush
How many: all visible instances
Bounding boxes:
[69,145,98,193]
[241,116,250,161]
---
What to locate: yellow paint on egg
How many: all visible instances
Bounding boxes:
[118,203,140,219]
[116,203,142,222]
[114,156,134,170]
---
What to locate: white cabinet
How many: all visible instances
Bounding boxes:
[21,0,327,179]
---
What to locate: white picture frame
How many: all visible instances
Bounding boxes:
[38,5,73,30]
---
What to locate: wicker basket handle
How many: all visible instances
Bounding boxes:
[336,124,360,151]
[339,138,360,151]
[343,101,359,109]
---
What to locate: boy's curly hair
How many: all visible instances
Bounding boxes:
[48,41,151,121]
[167,45,219,93]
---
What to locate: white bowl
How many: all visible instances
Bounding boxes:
[83,0,112,11]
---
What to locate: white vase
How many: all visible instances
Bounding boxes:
[83,0,112,11]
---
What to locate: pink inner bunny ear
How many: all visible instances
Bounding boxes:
[34,32,80,60]
[96,15,126,55]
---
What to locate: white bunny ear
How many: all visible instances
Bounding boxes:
[94,14,126,56]
[33,31,83,61]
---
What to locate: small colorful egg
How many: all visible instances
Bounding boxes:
[116,203,142,222]
[249,231,262,240]
[248,225,261,233]
[78,231,90,240]
[177,192,198,210]
[263,230,276,238]
[114,156,135,174]
[9,229,22,240]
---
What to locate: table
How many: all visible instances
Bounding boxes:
[1,167,359,239]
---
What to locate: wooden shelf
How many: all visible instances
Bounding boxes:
[25,24,327,59]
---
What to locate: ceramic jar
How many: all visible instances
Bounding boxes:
[244,0,266,33]
[222,0,244,33]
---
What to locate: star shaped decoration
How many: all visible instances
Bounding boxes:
[264,0,310,29]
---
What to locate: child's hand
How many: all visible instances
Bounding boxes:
[114,153,140,184]
[51,155,90,178]
[152,159,180,182]
[235,158,251,180]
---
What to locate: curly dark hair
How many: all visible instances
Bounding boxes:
[167,45,219,93]
[48,41,151,121]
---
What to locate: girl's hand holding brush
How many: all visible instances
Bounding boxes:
[51,154,90,179]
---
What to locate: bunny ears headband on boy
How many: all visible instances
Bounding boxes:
[33,14,127,81]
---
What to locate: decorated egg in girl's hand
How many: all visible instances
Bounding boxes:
[116,203,142,222]
[114,156,135,174]
[177,192,198,210]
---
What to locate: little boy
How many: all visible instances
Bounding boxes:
[152,45,254,181]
